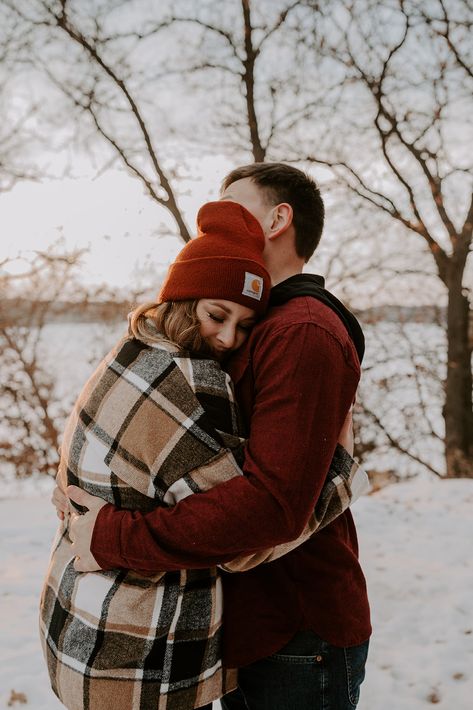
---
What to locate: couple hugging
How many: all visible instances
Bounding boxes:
[40,162,371,710]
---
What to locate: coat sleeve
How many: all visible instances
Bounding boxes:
[91,323,360,572]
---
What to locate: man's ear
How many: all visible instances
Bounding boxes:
[268,203,293,240]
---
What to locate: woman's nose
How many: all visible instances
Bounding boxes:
[217,324,236,348]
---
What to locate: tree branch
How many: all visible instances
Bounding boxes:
[43,1,191,242]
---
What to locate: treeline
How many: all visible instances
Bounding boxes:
[2,298,449,326]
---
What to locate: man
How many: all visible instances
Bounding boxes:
[63,163,371,709]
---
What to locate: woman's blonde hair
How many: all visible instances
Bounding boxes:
[128,300,210,354]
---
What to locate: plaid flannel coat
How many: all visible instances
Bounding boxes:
[40,334,367,710]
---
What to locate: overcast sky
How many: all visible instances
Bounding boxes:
[1,154,233,290]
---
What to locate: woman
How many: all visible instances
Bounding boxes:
[40,200,364,710]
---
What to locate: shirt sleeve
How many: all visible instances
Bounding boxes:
[220,447,370,572]
[91,322,360,572]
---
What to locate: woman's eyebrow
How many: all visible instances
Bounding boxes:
[207,302,231,314]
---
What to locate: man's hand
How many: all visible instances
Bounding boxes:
[67,486,107,573]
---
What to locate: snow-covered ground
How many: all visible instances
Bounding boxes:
[1,477,472,709]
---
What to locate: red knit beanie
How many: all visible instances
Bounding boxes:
[158,201,271,315]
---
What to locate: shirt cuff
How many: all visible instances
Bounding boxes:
[91,503,126,571]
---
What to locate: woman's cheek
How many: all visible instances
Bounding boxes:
[236,331,249,349]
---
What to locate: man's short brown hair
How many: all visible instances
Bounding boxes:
[221,163,325,262]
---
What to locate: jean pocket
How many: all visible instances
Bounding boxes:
[268,652,321,665]
[344,640,369,706]
[268,631,327,665]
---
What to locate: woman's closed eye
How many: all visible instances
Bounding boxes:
[207,312,224,323]
[206,310,255,331]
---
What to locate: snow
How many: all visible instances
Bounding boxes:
[1,478,473,709]
[357,478,473,708]
[0,485,63,710]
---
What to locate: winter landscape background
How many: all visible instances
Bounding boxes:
[1,0,472,707]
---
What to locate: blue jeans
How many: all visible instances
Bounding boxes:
[220,631,369,710]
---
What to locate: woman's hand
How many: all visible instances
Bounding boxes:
[51,485,106,571]
[67,486,107,573]
[51,484,69,520]
[338,407,354,457]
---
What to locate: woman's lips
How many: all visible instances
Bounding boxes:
[211,345,229,358]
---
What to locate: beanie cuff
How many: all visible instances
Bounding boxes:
[158,257,270,314]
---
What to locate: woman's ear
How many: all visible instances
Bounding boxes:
[268,203,293,240]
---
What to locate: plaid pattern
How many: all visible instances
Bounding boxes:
[40,334,367,709]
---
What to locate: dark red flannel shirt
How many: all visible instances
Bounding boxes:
[91,294,371,667]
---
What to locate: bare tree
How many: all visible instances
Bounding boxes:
[1,0,193,239]
[296,0,473,476]
[0,247,125,478]
[130,0,311,162]
[354,311,446,479]
[0,0,316,195]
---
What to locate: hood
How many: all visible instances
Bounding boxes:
[269,274,365,364]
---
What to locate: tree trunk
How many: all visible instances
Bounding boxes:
[444,265,473,477]
[241,0,265,163]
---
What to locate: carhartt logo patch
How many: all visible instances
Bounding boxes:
[242,272,263,301]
